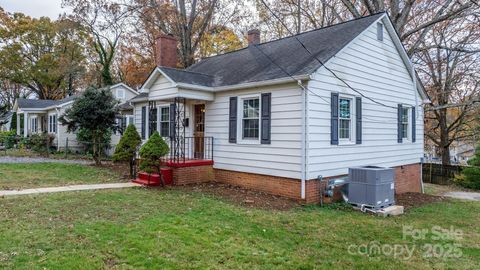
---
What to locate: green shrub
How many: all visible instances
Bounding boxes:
[0,130,17,149]
[113,124,142,177]
[139,131,169,174]
[28,133,55,153]
[459,144,480,190]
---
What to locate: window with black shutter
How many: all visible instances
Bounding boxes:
[261,93,271,144]
[141,106,146,139]
[228,97,237,143]
[331,92,339,145]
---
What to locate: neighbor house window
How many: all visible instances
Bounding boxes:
[159,106,170,137]
[48,115,57,133]
[116,89,125,100]
[31,117,38,133]
[242,97,260,139]
[401,107,409,139]
[339,98,352,140]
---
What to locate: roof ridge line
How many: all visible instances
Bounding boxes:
[188,12,386,67]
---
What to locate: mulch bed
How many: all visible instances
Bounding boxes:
[396,192,447,210]
[174,183,300,211]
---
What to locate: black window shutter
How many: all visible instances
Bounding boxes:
[141,106,146,139]
[397,104,403,143]
[229,97,237,143]
[331,92,339,145]
[412,107,416,143]
[169,103,176,138]
[261,93,272,144]
[355,97,362,144]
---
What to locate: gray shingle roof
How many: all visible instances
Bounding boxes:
[0,111,13,122]
[163,13,384,87]
[129,92,148,103]
[159,67,215,87]
[17,95,77,109]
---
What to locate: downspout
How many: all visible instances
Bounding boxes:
[55,107,60,151]
[300,80,308,200]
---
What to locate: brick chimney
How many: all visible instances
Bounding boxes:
[247,29,260,46]
[155,34,178,68]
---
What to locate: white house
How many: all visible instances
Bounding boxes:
[0,111,13,132]
[13,83,139,150]
[139,13,429,202]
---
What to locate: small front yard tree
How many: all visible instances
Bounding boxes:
[113,124,142,178]
[139,131,169,185]
[60,86,118,165]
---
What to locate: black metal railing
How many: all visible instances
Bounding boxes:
[166,136,213,163]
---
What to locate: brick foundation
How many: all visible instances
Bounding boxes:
[393,163,422,194]
[172,165,214,185]
[214,169,302,201]
[213,163,422,204]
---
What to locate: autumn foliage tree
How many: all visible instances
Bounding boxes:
[0,8,87,100]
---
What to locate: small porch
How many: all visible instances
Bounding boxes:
[134,97,215,186]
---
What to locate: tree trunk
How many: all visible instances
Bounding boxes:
[93,135,101,166]
[439,108,450,165]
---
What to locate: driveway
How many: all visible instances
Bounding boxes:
[443,191,480,201]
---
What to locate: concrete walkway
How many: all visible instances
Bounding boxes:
[0,156,92,164]
[0,183,141,197]
[443,191,480,201]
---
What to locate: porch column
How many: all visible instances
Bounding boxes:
[23,112,28,137]
[16,112,20,135]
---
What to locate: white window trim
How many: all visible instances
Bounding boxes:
[237,94,261,145]
[31,116,38,134]
[48,113,57,134]
[157,105,170,138]
[338,95,356,145]
[401,106,411,142]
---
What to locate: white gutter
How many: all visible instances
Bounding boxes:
[177,75,310,92]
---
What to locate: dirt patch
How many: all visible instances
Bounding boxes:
[93,162,132,180]
[396,192,447,210]
[174,182,300,211]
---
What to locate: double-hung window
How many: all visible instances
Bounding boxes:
[401,107,409,139]
[339,98,352,140]
[159,106,170,137]
[48,115,57,133]
[116,89,125,100]
[31,117,38,133]
[241,97,260,140]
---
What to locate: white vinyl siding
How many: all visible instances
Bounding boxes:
[149,76,178,100]
[205,83,303,179]
[307,18,424,179]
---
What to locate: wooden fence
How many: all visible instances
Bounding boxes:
[422,163,465,185]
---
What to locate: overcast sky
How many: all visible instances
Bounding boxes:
[0,0,67,19]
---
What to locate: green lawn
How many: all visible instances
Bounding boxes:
[0,188,478,269]
[0,163,123,190]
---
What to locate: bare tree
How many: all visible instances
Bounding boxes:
[129,0,218,68]
[338,0,476,55]
[419,16,480,164]
[63,0,134,86]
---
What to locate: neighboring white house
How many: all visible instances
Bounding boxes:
[12,83,139,150]
[0,111,13,132]
[128,12,428,202]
